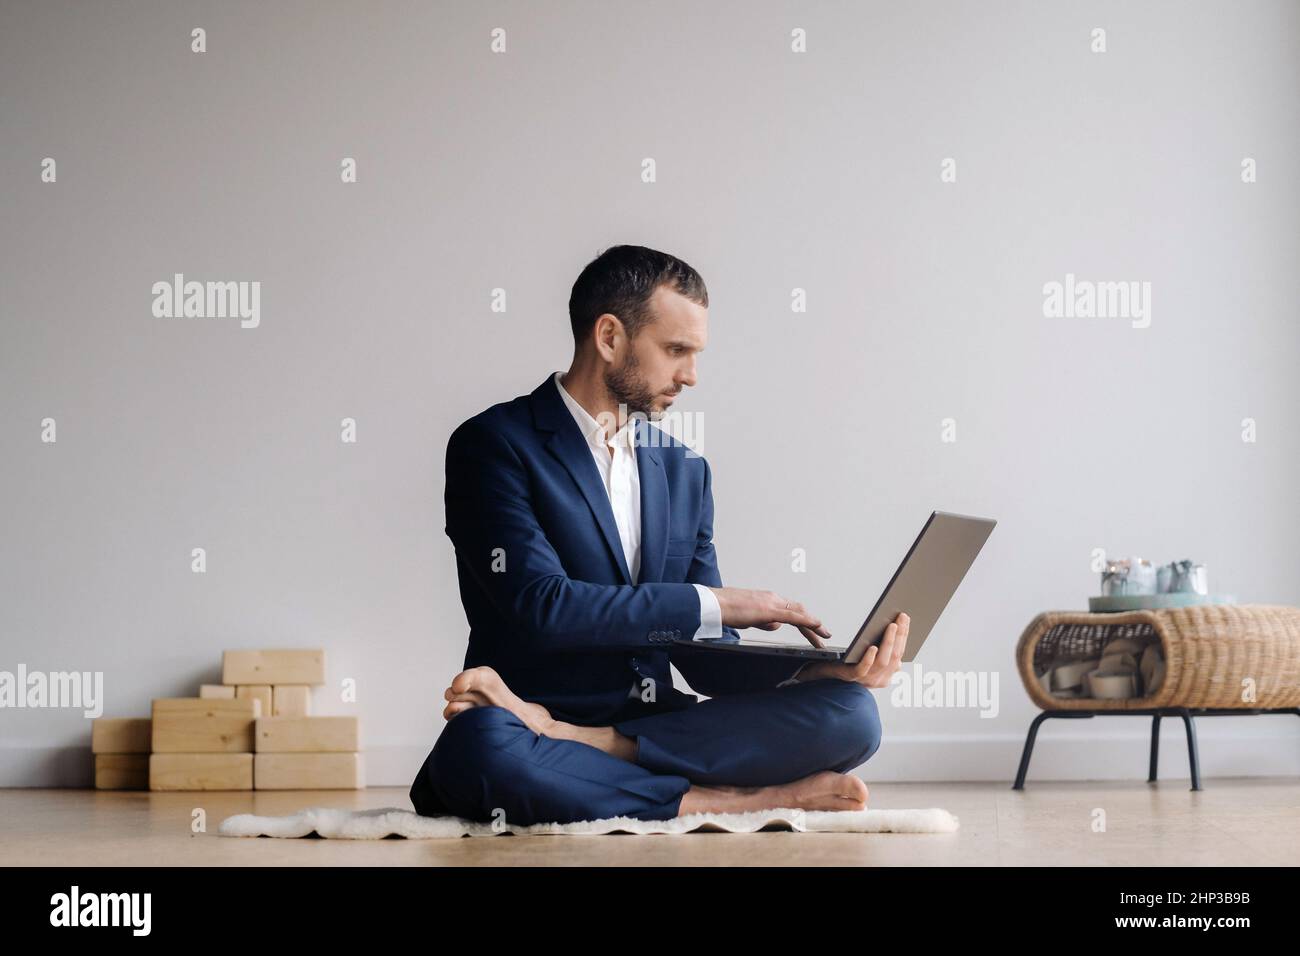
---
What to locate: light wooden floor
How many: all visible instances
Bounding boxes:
[3,778,1297,866]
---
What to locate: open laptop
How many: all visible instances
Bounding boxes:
[674,510,996,664]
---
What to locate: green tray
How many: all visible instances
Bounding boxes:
[1087,593,1237,612]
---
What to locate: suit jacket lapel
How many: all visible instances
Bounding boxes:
[635,417,668,584]
[531,375,633,585]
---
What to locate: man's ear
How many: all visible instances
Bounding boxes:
[593,313,625,362]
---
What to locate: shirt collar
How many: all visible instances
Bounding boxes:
[553,371,636,451]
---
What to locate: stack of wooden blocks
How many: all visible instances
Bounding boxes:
[91,649,363,791]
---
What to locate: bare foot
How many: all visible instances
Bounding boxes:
[679,770,869,816]
[442,665,557,737]
[778,770,869,811]
[442,665,639,761]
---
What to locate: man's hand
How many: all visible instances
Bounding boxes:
[709,587,832,648]
[798,612,910,689]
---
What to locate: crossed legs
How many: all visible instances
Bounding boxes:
[409,666,882,826]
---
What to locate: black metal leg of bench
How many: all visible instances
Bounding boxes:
[1176,708,1202,791]
[1013,711,1095,789]
[1012,711,1053,790]
[1148,713,1162,782]
[1015,706,1299,791]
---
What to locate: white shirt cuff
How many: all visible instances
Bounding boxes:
[691,584,723,640]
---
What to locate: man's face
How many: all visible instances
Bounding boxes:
[603,285,706,421]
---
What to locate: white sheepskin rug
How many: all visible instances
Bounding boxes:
[219,805,959,839]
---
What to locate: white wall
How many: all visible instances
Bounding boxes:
[2,0,1297,787]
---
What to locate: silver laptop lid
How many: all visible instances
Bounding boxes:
[841,511,996,665]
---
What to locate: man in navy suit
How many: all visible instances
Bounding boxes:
[410,245,910,825]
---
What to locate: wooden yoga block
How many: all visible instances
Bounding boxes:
[150,697,260,753]
[91,717,152,754]
[272,684,311,716]
[150,753,254,791]
[199,684,235,699]
[222,649,325,687]
[254,752,364,790]
[95,754,149,790]
[236,684,272,715]
[254,716,358,753]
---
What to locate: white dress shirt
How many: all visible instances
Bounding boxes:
[553,372,806,693]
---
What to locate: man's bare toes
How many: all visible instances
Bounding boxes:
[837,774,869,809]
[449,665,498,698]
[444,684,488,705]
[443,700,477,720]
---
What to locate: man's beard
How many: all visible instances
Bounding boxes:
[604,349,662,422]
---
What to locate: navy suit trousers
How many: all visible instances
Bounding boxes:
[408,678,883,826]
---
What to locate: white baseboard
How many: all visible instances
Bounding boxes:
[5,729,1298,790]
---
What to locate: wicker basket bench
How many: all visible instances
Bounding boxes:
[1012,604,1300,790]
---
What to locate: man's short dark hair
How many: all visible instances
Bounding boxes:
[568,244,708,345]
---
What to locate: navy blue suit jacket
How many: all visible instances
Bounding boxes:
[444,373,801,725]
